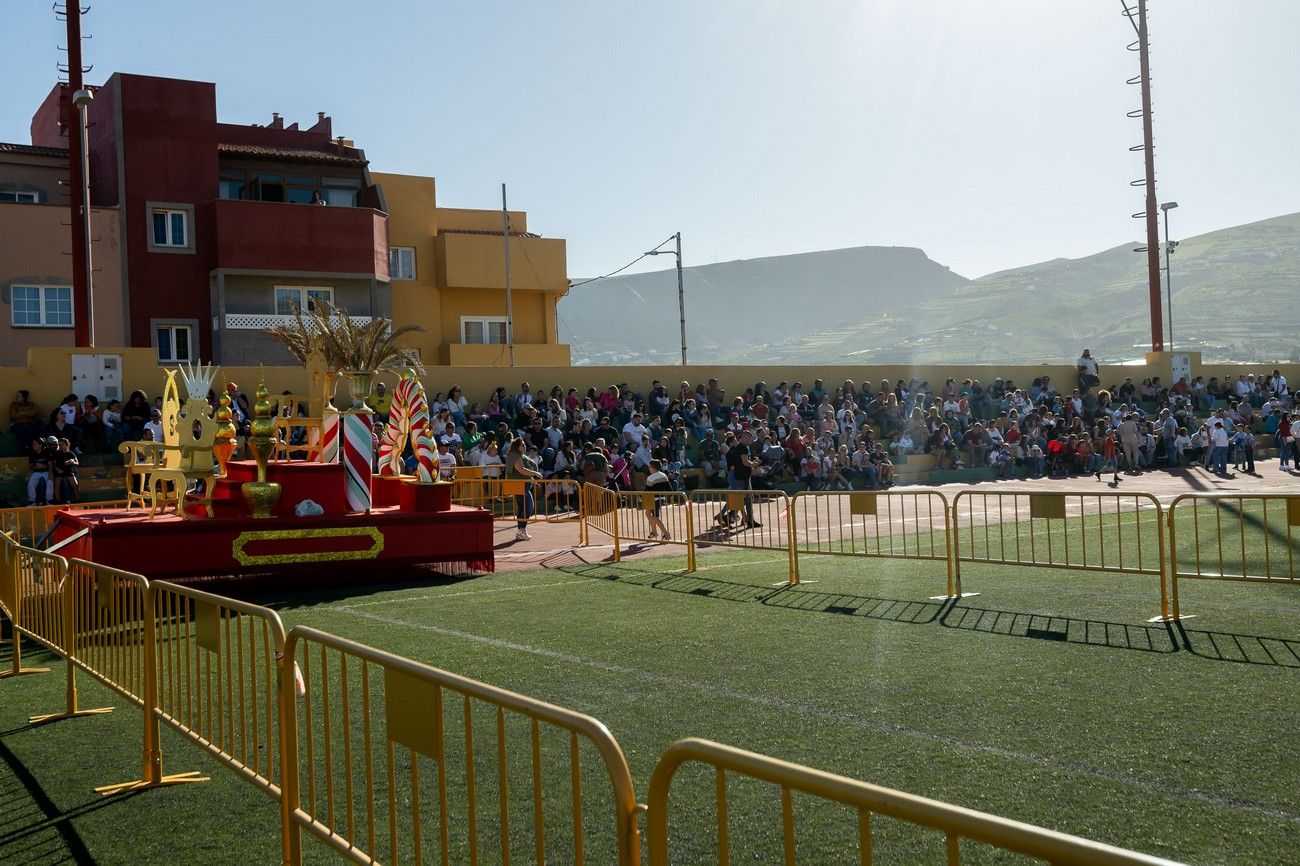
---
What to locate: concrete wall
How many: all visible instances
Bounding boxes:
[0,205,124,364]
[5,351,1299,427]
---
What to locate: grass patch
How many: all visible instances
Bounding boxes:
[1,505,1298,863]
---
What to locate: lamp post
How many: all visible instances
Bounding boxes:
[72,87,95,347]
[1160,201,1179,352]
[644,232,686,366]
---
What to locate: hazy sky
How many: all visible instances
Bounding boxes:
[3,1,1296,280]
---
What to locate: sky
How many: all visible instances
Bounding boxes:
[2,1,1297,280]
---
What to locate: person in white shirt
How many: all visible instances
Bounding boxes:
[1209,420,1230,474]
[436,441,458,480]
[475,442,504,478]
[642,459,673,540]
[621,413,648,449]
[143,409,164,443]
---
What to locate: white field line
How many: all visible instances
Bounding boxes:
[340,578,590,609]
[328,604,1300,825]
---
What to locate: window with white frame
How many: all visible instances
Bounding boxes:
[156,324,193,364]
[0,190,40,203]
[151,207,187,247]
[11,285,73,327]
[275,286,334,316]
[389,246,416,280]
[461,316,509,345]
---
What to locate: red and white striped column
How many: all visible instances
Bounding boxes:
[321,407,340,463]
[342,411,372,512]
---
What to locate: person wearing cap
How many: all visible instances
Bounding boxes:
[27,436,54,505]
[723,429,761,529]
[144,408,164,443]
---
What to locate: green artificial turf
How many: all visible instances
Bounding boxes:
[2,508,1298,864]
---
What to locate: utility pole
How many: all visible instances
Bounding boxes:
[501,183,515,367]
[1124,0,1164,352]
[675,232,686,366]
[1161,201,1179,352]
[62,2,92,347]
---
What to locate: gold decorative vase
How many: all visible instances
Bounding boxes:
[341,370,376,414]
[241,369,282,518]
[213,390,238,476]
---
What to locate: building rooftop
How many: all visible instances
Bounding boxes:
[216,141,366,166]
[0,141,68,158]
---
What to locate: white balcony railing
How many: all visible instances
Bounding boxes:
[223,313,378,331]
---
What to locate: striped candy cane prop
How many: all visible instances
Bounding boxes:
[377,374,413,476]
[342,411,372,512]
[407,378,439,481]
[321,407,340,463]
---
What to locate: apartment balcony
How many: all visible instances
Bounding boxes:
[441,343,571,366]
[211,199,388,276]
[222,313,379,331]
[434,232,567,292]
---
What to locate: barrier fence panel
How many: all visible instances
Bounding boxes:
[0,532,50,678]
[951,491,1169,615]
[453,474,584,540]
[791,490,954,597]
[583,483,618,552]
[151,580,289,814]
[686,489,797,584]
[613,489,693,565]
[61,560,208,794]
[0,501,129,549]
[281,626,641,866]
[646,737,1178,866]
[1165,493,1300,620]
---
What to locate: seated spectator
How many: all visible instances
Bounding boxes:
[45,407,83,452]
[144,409,164,443]
[9,390,43,450]
[121,390,152,441]
[27,435,55,505]
[102,399,122,444]
[51,437,79,504]
[436,440,458,480]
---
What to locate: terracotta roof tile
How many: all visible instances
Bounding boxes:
[216,142,366,166]
[0,142,68,158]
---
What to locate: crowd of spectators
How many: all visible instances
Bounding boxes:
[9,351,1299,508]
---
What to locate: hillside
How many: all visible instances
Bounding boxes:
[559,246,969,364]
[560,212,1300,365]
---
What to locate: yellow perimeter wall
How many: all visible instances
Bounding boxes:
[5,349,1293,421]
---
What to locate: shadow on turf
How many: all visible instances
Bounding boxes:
[557,563,1300,668]
[0,649,144,864]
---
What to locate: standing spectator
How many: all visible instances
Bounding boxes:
[1076,348,1099,391]
[721,429,760,528]
[504,438,542,541]
[642,459,673,540]
[1208,420,1230,475]
[1118,413,1141,472]
[51,437,80,503]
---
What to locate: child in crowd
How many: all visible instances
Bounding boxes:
[51,437,79,504]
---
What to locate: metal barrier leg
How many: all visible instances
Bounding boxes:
[1147,510,1194,622]
[929,506,979,601]
[29,577,113,725]
[0,626,50,678]
[95,588,208,795]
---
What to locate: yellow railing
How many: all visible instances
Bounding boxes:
[614,488,693,560]
[0,500,128,548]
[792,490,954,596]
[453,471,584,540]
[1165,493,1300,620]
[281,626,642,865]
[687,488,797,584]
[0,531,1179,865]
[151,581,290,806]
[582,483,619,551]
[646,738,1180,866]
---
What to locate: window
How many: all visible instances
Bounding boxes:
[274,286,334,316]
[218,171,246,200]
[322,177,360,207]
[0,190,40,203]
[156,325,192,364]
[461,316,509,345]
[389,246,416,280]
[151,208,187,247]
[11,285,73,327]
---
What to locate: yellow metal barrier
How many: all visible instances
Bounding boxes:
[1165,493,1300,620]
[0,532,50,679]
[687,488,796,584]
[951,490,1169,615]
[792,490,954,596]
[281,625,641,866]
[151,581,290,812]
[646,737,1178,866]
[582,482,619,553]
[613,488,694,565]
[0,500,128,548]
[453,473,584,539]
[61,560,208,794]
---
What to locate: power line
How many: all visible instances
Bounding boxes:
[567,235,676,289]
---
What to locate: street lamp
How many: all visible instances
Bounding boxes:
[1160,201,1179,352]
[644,232,686,366]
[72,87,95,347]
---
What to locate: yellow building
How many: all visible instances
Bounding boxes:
[373,172,571,366]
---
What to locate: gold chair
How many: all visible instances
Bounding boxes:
[120,440,163,511]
